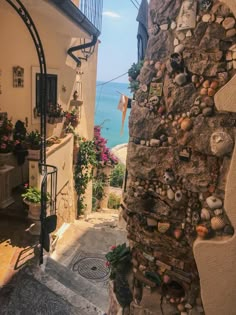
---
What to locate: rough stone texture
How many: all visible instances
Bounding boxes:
[122,0,236,314]
[149,0,182,25]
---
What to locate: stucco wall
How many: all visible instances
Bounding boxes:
[0,0,98,140]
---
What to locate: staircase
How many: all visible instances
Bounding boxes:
[36,256,108,315]
[0,256,108,315]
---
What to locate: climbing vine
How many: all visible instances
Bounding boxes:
[74,137,97,215]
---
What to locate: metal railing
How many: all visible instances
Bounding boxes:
[79,0,103,33]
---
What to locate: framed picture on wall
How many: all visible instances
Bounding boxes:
[13,66,24,87]
[0,112,7,126]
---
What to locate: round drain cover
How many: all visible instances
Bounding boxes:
[72,257,110,281]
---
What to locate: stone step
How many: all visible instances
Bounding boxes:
[33,263,104,315]
[43,256,108,312]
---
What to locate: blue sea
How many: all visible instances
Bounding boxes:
[95,81,131,148]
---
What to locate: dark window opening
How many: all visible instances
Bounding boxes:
[36,73,57,114]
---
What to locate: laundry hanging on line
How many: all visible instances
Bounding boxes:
[117,94,132,135]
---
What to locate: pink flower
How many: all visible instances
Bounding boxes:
[24,183,29,188]
[105,261,110,267]
[15,140,20,145]
[1,143,6,149]
[110,245,116,250]
[2,135,8,141]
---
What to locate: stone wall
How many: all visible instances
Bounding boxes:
[122,0,236,314]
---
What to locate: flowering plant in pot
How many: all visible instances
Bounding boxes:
[0,117,13,136]
[0,135,13,153]
[105,243,131,280]
[64,108,79,129]
[13,120,28,165]
[47,103,64,124]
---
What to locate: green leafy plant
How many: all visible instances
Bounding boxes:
[22,185,50,204]
[110,163,125,188]
[128,61,143,93]
[26,130,41,149]
[74,137,97,215]
[105,243,131,279]
[108,193,121,210]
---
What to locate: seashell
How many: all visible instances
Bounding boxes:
[141,84,148,92]
[202,107,213,117]
[201,208,211,220]
[177,304,185,312]
[226,29,236,38]
[208,87,216,97]
[173,228,183,240]
[158,222,170,233]
[158,106,165,114]
[150,139,161,147]
[214,208,223,216]
[223,224,234,236]
[147,217,157,227]
[200,88,208,95]
[203,80,210,88]
[149,96,159,104]
[175,190,183,202]
[167,189,175,200]
[206,196,223,209]
[180,118,193,131]
[192,211,200,225]
[210,81,219,90]
[192,75,199,84]
[222,17,235,30]
[190,106,201,117]
[196,225,209,238]
[163,170,175,184]
[210,131,234,157]
[211,216,226,230]
[175,73,187,86]
[202,14,211,23]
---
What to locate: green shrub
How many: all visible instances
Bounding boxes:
[110,163,125,188]
[108,193,121,209]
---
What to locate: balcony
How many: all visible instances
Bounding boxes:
[78,0,103,33]
[51,0,103,36]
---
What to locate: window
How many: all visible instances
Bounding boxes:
[35,73,58,114]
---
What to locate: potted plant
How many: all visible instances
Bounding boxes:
[22,185,50,235]
[64,108,79,129]
[47,103,64,124]
[26,130,41,160]
[13,120,28,165]
[0,117,14,168]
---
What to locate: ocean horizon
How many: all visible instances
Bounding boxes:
[95,81,131,148]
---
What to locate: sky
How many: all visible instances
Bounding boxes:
[96,0,140,84]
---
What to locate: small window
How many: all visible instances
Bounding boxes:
[36,73,58,114]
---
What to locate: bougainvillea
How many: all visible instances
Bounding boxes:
[94,125,118,165]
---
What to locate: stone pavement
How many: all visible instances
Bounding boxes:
[0,216,37,287]
[0,209,127,314]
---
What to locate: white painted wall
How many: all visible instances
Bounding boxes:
[0,0,98,140]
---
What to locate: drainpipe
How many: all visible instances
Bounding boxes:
[67,34,97,67]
